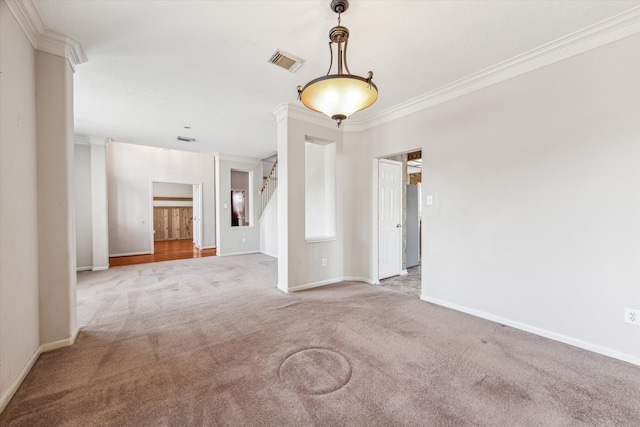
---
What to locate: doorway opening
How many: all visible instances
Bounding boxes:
[378,150,422,297]
[149,181,205,258]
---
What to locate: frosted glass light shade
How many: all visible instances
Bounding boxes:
[299,74,378,122]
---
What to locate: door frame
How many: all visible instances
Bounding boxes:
[372,150,422,285]
[149,180,203,253]
[376,158,403,280]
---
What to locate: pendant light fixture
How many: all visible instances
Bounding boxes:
[297,0,378,128]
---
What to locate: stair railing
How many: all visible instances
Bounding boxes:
[260,159,278,212]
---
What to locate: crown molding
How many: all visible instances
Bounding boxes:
[344,6,640,132]
[216,153,262,164]
[272,103,340,130]
[5,0,87,71]
[74,135,108,146]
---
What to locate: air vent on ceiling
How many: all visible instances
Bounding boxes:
[177,136,196,143]
[268,49,304,73]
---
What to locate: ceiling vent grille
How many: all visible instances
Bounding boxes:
[268,49,304,73]
[177,136,196,143]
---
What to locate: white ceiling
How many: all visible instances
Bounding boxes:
[34,0,640,159]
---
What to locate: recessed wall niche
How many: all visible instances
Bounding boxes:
[231,169,252,227]
[305,136,336,241]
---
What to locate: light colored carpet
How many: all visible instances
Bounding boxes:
[379,264,421,297]
[2,254,639,426]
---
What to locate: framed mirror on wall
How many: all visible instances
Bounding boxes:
[230,169,252,227]
[231,189,247,226]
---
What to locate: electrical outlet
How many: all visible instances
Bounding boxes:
[321,258,327,267]
[624,308,640,326]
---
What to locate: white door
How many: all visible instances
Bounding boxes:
[379,159,402,279]
[192,184,203,249]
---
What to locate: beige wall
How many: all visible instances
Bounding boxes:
[0,0,40,409]
[106,141,216,255]
[36,50,77,345]
[75,144,94,269]
[215,155,262,256]
[343,33,640,362]
[276,115,346,291]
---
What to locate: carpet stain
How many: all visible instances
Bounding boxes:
[279,348,352,395]
[473,375,531,402]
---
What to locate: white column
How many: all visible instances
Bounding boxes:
[36,51,77,345]
[90,138,109,270]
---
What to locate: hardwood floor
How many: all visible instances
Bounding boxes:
[109,239,216,267]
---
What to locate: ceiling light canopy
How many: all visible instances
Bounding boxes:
[297,0,378,128]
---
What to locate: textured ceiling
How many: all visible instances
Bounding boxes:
[34,0,640,159]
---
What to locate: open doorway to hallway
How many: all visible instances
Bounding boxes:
[379,149,422,297]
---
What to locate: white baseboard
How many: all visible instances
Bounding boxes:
[288,277,344,292]
[39,328,80,353]
[217,250,259,257]
[343,276,377,285]
[200,245,216,250]
[285,276,376,293]
[77,265,109,272]
[0,345,40,413]
[109,251,151,257]
[400,270,408,276]
[0,328,80,413]
[421,295,640,367]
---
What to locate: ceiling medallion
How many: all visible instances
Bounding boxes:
[297,0,378,128]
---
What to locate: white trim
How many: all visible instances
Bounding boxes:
[217,153,262,164]
[343,6,640,132]
[109,251,152,257]
[285,276,375,293]
[343,276,377,285]
[75,135,108,146]
[0,329,80,412]
[305,236,337,243]
[217,250,259,257]
[39,328,80,353]
[0,346,40,413]
[76,266,92,272]
[400,270,408,276]
[272,103,338,129]
[287,277,344,293]
[92,265,109,271]
[200,245,217,250]
[4,0,87,71]
[421,295,640,367]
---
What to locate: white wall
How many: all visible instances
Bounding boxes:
[0,0,40,409]
[75,144,93,269]
[35,50,77,346]
[260,191,278,258]
[75,139,109,271]
[276,113,345,291]
[305,140,336,240]
[90,141,109,270]
[107,142,216,255]
[215,155,262,256]
[344,34,640,362]
[153,182,193,207]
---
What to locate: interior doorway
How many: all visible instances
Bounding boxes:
[151,181,203,252]
[378,150,422,297]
